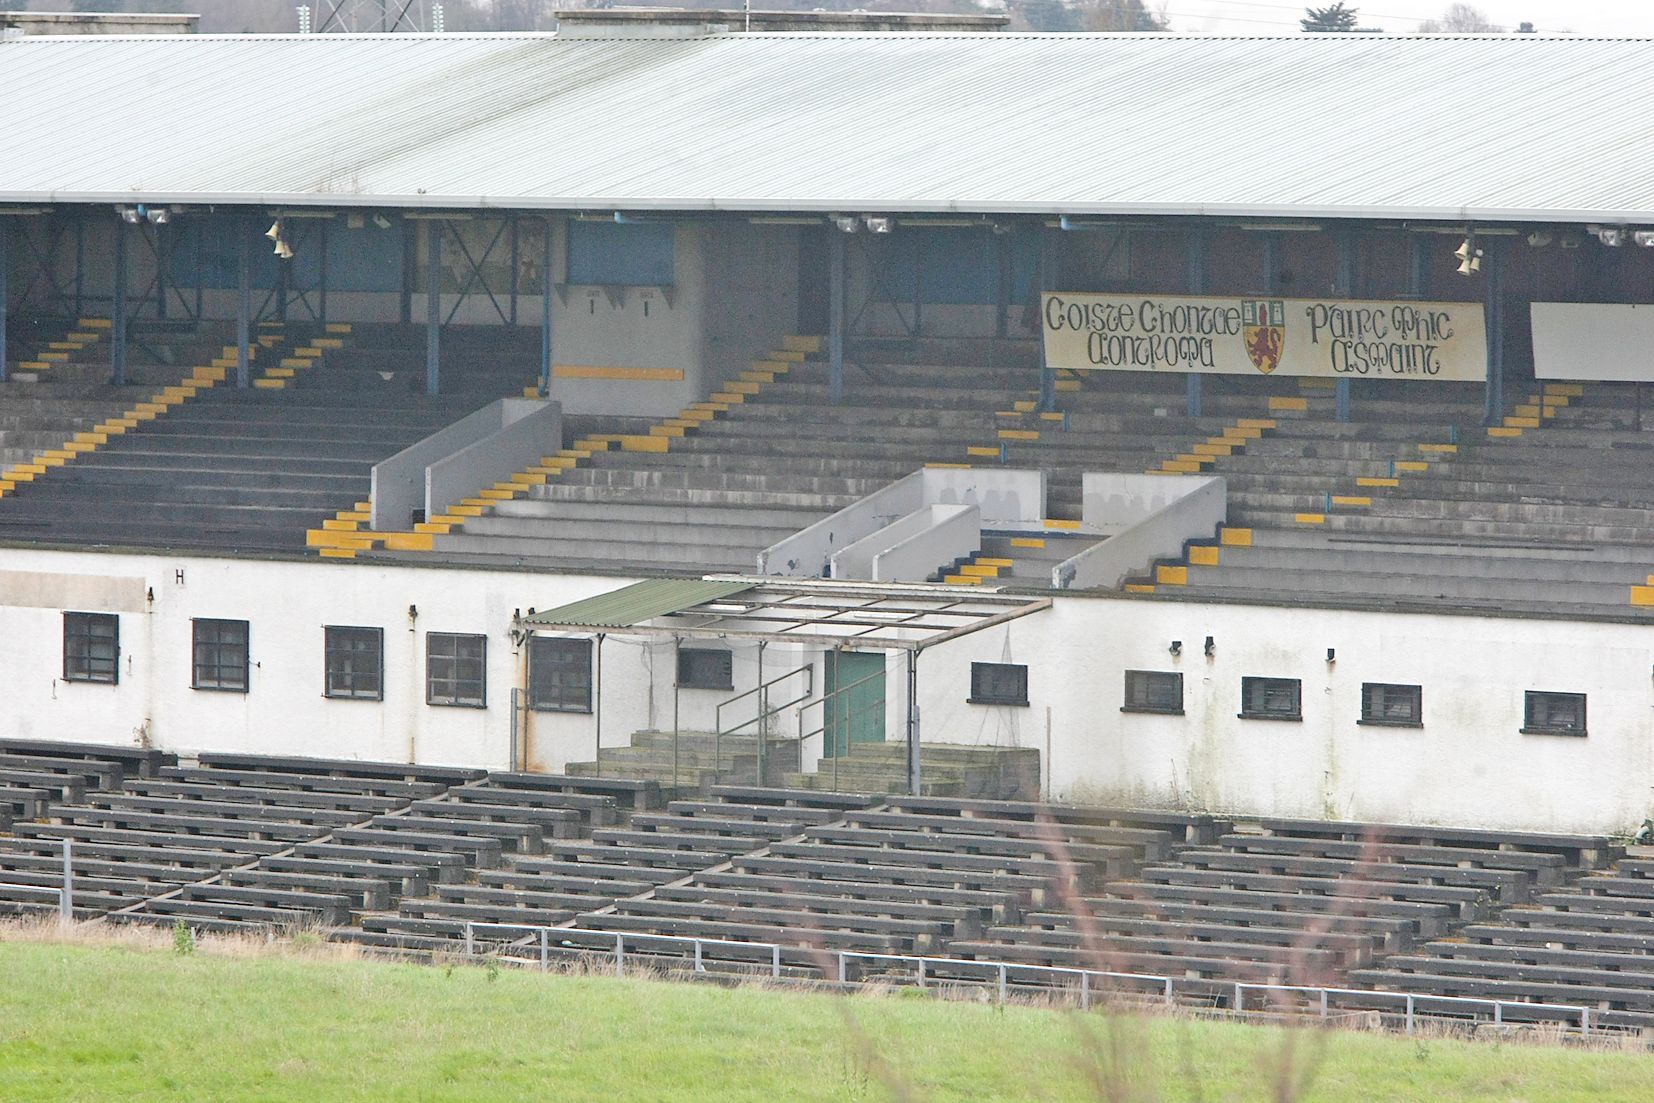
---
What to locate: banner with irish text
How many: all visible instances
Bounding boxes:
[1041,293,1486,381]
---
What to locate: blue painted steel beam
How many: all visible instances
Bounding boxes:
[540,216,553,395]
[112,219,127,387]
[1484,244,1503,425]
[426,219,441,396]
[0,218,9,384]
[1185,229,1208,418]
[828,229,845,404]
[1036,228,1055,412]
[1335,231,1355,422]
[236,217,251,389]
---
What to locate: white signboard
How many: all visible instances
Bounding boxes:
[1532,303,1654,382]
[1041,292,1487,381]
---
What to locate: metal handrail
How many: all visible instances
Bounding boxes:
[712,665,814,782]
[796,668,887,790]
[1,839,74,923]
[460,922,1597,1036]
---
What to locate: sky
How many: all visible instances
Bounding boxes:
[1164,1,1654,34]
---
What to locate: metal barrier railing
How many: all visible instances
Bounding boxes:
[0,838,73,923]
[460,922,1595,1035]
[712,665,815,782]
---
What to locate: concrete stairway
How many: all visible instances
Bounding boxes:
[564,730,803,792]
[783,741,1041,800]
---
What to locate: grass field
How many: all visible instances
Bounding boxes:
[0,929,1650,1102]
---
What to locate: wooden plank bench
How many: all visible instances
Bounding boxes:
[667,800,841,825]
[1078,895,1420,953]
[1176,849,1532,901]
[776,838,1115,886]
[811,823,1145,871]
[178,883,355,926]
[0,836,248,873]
[330,827,503,867]
[476,868,655,899]
[708,785,879,811]
[1141,867,1492,918]
[508,854,687,884]
[409,799,582,838]
[1254,817,1619,869]
[1421,940,1654,977]
[882,796,1229,844]
[46,805,324,842]
[16,823,286,857]
[198,752,483,786]
[655,884,985,939]
[850,808,1178,855]
[0,753,124,790]
[1459,920,1654,955]
[574,910,910,955]
[954,933,1342,977]
[0,770,86,804]
[126,779,404,815]
[399,897,583,925]
[484,772,661,811]
[537,841,706,873]
[159,766,447,800]
[369,814,543,853]
[735,853,1056,903]
[693,868,1021,922]
[1361,956,1654,1010]
[224,868,393,910]
[446,785,618,825]
[1215,833,1569,885]
[0,738,173,778]
[294,840,472,881]
[261,854,433,898]
[87,794,364,829]
[1108,881,1455,939]
[630,814,801,840]
[1015,910,1378,963]
[589,829,763,858]
[608,897,954,950]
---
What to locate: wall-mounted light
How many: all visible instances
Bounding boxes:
[1594,227,1627,248]
[1326,647,1336,664]
[407,604,418,623]
[1203,636,1215,657]
[1168,640,1182,656]
[118,206,141,224]
[146,207,170,225]
[831,215,859,234]
[1634,232,1654,248]
[372,213,392,230]
[862,216,893,234]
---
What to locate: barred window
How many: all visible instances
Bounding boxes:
[1240,677,1301,721]
[677,648,733,691]
[969,662,1029,707]
[192,618,249,693]
[1122,670,1183,714]
[1361,683,1422,727]
[63,612,119,685]
[325,626,383,701]
[427,633,486,708]
[529,636,592,713]
[1524,691,1586,737]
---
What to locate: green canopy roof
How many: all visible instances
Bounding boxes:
[523,579,755,630]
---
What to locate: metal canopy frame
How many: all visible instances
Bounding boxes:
[523,578,1051,796]
[524,577,1052,654]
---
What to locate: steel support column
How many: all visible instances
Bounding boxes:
[540,217,553,396]
[905,650,921,797]
[1335,231,1355,422]
[1484,244,1504,425]
[1408,235,1428,300]
[73,214,85,320]
[112,219,128,386]
[425,219,441,396]
[0,218,9,384]
[828,230,846,404]
[1037,228,1055,411]
[318,220,329,324]
[1185,229,1208,418]
[993,229,1009,339]
[399,217,414,325]
[236,218,252,389]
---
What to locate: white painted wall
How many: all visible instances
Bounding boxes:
[0,545,1648,836]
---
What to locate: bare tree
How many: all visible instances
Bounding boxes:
[1417,4,1505,32]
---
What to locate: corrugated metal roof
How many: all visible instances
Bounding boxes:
[525,578,755,629]
[1,32,1651,222]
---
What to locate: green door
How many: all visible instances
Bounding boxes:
[823,651,886,758]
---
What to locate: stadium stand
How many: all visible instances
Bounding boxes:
[2,744,1628,1030]
[0,317,538,553]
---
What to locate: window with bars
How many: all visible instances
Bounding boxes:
[969,662,1029,707]
[1360,683,1422,727]
[528,636,592,713]
[1122,670,1183,715]
[427,633,486,708]
[324,626,383,701]
[1239,676,1301,721]
[1523,691,1586,736]
[676,648,733,691]
[63,612,119,685]
[192,618,249,693]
